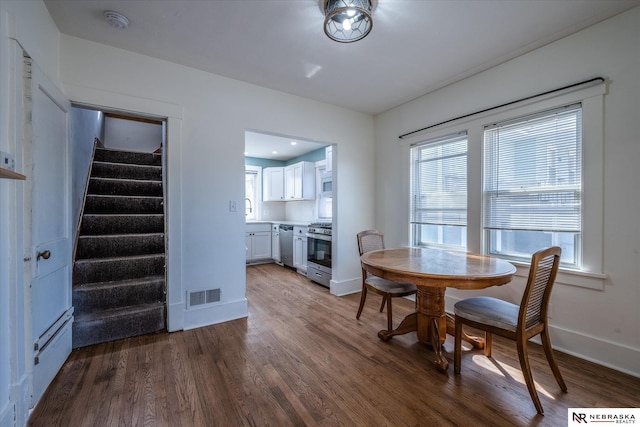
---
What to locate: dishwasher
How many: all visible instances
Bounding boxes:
[279,224,294,268]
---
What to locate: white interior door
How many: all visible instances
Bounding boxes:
[26,57,73,406]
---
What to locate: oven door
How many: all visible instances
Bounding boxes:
[306,233,332,273]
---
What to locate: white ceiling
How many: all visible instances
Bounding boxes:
[245,131,328,161]
[44,0,639,159]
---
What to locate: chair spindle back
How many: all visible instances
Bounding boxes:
[520,247,562,330]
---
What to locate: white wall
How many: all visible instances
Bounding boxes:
[59,34,374,329]
[375,7,640,376]
[104,116,161,153]
[70,107,103,235]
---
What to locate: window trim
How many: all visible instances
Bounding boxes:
[401,81,607,290]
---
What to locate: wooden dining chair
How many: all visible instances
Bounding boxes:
[453,246,567,415]
[356,230,417,332]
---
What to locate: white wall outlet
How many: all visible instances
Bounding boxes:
[229,200,237,212]
[1,151,15,171]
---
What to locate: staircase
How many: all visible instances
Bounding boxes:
[72,147,166,348]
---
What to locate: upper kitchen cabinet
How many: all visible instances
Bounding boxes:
[263,167,285,201]
[284,161,315,201]
[325,146,332,173]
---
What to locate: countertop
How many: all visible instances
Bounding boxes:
[246,220,310,226]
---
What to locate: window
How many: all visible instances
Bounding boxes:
[404,80,606,287]
[245,166,261,220]
[410,133,467,248]
[483,105,582,267]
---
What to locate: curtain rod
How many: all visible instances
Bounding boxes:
[398,77,605,140]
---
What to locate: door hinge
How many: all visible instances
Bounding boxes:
[24,256,32,262]
[34,356,39,365]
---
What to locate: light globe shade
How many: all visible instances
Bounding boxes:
[321,0,376,43]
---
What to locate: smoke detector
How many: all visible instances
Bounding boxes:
[104,10,129,29]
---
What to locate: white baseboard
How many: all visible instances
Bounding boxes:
[548,326,640,378]
[167,301,185,332]
[183,298,248,331]
[330,276,360,296]
[444,294,640,378]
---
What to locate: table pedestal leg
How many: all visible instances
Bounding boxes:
[377,313,417,341]
[416,287,448,372]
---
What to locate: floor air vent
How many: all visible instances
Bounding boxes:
[188,288,221,308]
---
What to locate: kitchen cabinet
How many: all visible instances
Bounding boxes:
[271,223,281,263]
[246,223,272,263]
[284,161,315,200]
[293,226,308,272]
[325,146,332,173]
[263,167,284,201]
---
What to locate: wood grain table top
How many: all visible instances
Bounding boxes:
[360,247,516,290]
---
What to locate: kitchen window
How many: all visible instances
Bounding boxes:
[404,80,606,288]
[245,166,261,220]
[410,132,467,249]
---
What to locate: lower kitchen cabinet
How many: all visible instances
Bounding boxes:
[246,223,272,263]
[293,226,308,272]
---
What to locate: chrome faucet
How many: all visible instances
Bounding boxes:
[245,198,252,215]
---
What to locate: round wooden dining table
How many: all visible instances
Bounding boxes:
[360,247,516,373]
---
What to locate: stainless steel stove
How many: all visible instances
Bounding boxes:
[306,222,332,288]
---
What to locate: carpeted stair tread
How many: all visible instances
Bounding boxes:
[74,253,165,285]
[88,177,163,196]
[76,233,165,259]
[80,214,164,235]
[91,161,162,181]
[72,302,165,348]
[94,148,162,166]
[73,274,166,290]
[84,194,163,214]
[73,276,165,313]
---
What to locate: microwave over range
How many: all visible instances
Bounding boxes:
[320,172,332,198]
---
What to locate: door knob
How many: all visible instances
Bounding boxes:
[37,250,51,261]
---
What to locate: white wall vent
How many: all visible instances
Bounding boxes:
[187,288,221,308]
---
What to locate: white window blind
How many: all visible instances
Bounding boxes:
[483,104,582,264]
[410,132,467,248]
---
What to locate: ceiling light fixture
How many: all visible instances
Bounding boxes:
[320,0,376,43]
[104,10,129,29]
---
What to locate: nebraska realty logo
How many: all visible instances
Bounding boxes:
[569,408,638,425]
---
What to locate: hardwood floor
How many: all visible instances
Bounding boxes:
[29,263,640,426]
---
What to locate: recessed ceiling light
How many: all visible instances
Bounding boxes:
[104,10,129,29]
[291,141,297,145]
[272,151,278,154]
